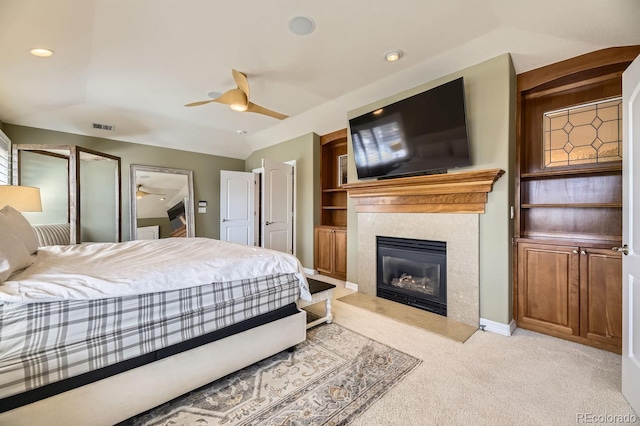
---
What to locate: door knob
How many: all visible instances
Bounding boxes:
[580,250,587,255]
[572,249,578,254]
[612,244,629,255]
[221,218,228,222]
[265,221,272,226]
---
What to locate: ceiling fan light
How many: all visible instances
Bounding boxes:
[230,103,248,112]
[226,88,248,111]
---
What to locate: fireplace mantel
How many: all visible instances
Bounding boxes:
[342,168,504,214]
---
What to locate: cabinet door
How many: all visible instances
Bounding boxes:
[517,242,580,336]
[579,248,622,348]
[315,227,333,276]
[333,229,347,280]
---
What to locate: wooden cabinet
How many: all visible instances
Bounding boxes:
[517,242,580,336]
[516,240,622,352]
[334,228,347,278]
[315,129,348,279]
[314,226,346,280]
[579,247,623,347]
[513,48,640,353]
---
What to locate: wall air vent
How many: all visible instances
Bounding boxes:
[92,123,114,131]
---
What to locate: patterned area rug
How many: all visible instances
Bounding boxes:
[121,323,420,426]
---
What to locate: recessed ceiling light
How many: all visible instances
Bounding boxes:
[384,49,403,62]
[207,91,222,99]
[30,48,54,58]
[236,130,247,135]
[373,108,384,115]
[288,16,315,36]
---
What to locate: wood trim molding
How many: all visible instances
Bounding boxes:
[342,169,504,214]
[320,128,347,145]
[517,46,640,92]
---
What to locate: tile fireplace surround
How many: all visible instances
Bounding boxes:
[344,169,504,327]
[357,213,479,326]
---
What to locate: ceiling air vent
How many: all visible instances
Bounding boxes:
[92,123,114,131]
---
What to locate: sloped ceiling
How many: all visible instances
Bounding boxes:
[0,0,638,159]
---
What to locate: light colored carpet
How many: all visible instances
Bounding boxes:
[324,288,639,425]
[120,323,420,426]
[338,292,477,343]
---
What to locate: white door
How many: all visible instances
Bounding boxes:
[220,170,256,246]
[622,53,640,415]
[262,158,293,254]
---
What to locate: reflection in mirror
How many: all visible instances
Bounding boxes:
[130,165,194,240]
[19,150,68,225]
[14,145,121,244]
[79,150,120,242]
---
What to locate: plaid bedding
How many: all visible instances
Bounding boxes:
[0,272,300,399]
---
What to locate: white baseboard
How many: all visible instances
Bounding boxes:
[345,281,358,291]
[303,268,317,275]
[479,318,517,336]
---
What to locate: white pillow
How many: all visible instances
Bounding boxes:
[0,206,39,255]
[0,228,35,282]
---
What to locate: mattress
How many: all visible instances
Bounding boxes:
[0,272,300,400]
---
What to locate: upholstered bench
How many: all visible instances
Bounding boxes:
[298,278,336,329]
[32,223,71,247]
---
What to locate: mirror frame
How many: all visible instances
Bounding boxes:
[130,164,195,240]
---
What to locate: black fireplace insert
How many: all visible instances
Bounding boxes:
[376,236,447,316]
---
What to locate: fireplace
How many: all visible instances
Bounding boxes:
[376,236,447,316]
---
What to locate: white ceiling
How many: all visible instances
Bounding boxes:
[1,0,638,159]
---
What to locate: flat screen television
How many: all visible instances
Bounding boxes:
[167,200,186,231]
[349,77,471,180]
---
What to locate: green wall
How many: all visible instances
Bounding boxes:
[3,124,245,240]
[245,132,320,269]
[346,54,516,325]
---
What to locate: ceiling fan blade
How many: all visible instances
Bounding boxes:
[137,185,165,197]
[232,69,250,98]
[246,102,288,120]
[185,99,215,107]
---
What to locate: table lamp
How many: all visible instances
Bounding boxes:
[0,185,42,212]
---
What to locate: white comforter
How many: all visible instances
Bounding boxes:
[0,238,311,304]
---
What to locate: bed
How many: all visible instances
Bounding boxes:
[0,206,310,425]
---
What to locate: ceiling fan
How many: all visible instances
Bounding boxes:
[185,69,288,120]
[136,185,165,199]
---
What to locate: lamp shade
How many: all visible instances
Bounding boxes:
[0,185,42,212]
